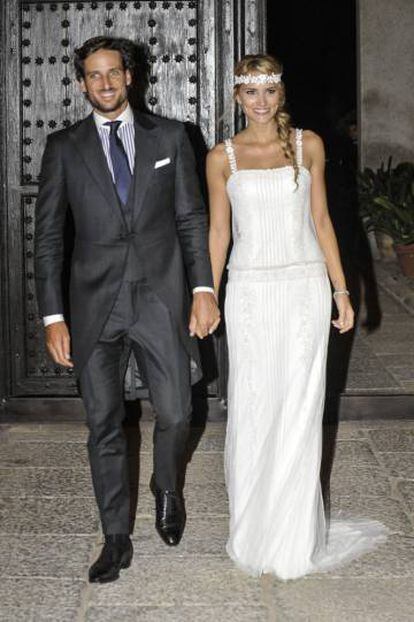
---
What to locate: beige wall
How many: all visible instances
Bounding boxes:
[359,0,414,168]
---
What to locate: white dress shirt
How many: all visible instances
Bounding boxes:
[43,104,213,327]
[94,104,136,178]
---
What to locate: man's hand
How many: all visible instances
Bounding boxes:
[189,292,221,339]
[45,321,74,368]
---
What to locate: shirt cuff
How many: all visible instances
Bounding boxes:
[192,287,215,295]
[43,314,65,327]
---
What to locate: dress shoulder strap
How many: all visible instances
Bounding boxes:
[224,138,238,174]
[295,128,303,167]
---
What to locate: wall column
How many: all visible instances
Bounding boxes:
[358,0,414,168]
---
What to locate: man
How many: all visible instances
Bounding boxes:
[35,36,220,583]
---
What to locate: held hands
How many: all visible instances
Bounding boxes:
[332,293,354,334]
[45,321,74,368]
[189,292,221,339]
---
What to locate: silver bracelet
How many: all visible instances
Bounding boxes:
[333,289,350,299]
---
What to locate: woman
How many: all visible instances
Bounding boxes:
[207,54,386,580]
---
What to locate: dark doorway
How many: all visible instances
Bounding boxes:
[267,1,381,506]
[266,0,357,138]
[268,0,382,399]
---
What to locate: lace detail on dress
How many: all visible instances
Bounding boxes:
[296,128,303,167]
[225,138,238,174]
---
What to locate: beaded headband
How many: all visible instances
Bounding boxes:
[234,72,282,86]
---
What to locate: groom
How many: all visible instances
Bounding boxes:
[35,36,220,583]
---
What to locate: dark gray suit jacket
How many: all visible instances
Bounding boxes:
[35,110,213,378]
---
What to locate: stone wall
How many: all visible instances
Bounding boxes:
[359,0,414,168]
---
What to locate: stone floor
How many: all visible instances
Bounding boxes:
[332,260,414,395]
[1,416,414,621]
[345,287,414,394]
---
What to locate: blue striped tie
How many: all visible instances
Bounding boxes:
[105,121,132,205]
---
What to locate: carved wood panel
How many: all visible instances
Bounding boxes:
[1,0,266,399]
[21,0,200,187]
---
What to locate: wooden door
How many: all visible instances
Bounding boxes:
[0,0,266,403]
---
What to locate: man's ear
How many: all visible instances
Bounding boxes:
[125,69,132,87]
[78,78,87,93]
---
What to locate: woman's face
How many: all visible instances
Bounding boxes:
[236,80,280,125]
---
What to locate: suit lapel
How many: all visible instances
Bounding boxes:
[130,112,160,224]
[69,114,127,228]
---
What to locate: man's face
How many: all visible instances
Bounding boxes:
[80,48,132,116]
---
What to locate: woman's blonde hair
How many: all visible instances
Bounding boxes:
[234,54,299,184]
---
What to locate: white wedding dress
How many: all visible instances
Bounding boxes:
[223,130,387,580]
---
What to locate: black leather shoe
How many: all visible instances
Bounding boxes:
[150,480,186,546]
[88,534,133,584]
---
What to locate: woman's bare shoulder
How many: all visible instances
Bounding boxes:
[302,129,324,150]
[207,142,229,169]
[209,142,228,155]
[299,130,324,165]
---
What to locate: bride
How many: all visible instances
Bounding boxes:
[207,54,387,580]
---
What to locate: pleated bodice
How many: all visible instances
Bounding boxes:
[225,130,325,272]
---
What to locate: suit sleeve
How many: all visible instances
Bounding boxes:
[34,134,68,317]
[174,125,214,290]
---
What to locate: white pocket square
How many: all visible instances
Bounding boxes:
[154,158,171,169]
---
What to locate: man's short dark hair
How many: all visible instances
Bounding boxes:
[74,36,136,81]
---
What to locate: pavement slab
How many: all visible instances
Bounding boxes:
[88,557,263,608]
[374,259,414,316]
[378,452,414,478]
[368,428,414,452]
[0,577,84,609]
[85,605,269,621]
[0,440,88,467]
[0,535,95,578]
[0,496,99,535]
[271,577,414,621]
[1,422,88,442]
[329,464,391,498]
[1,608,79,622]
[396,480,414,512]
[0,466,94,497]
[328,439,380,465]
[330,493,413,535]
[328,534,414,578]
[340,269,414,395]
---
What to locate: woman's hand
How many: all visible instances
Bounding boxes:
[332,294,354,334]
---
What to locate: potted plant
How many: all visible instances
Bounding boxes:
[358,159,414,276]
